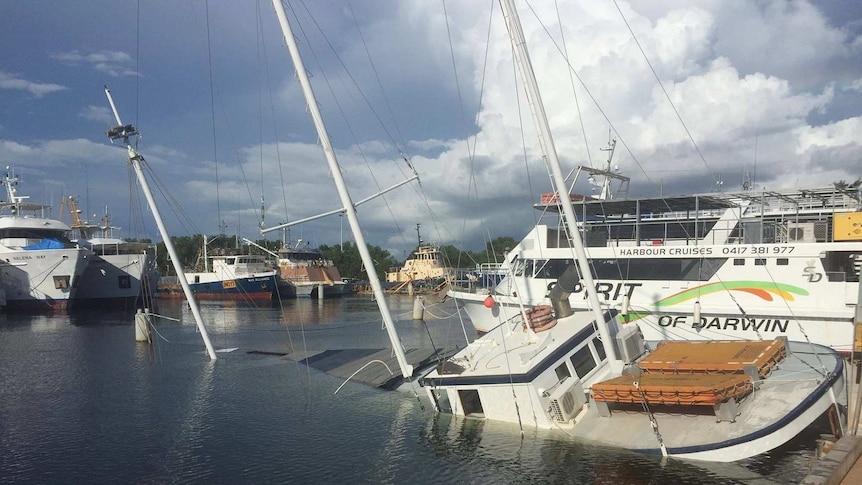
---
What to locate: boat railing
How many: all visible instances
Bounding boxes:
[475,262,503,272]
[279,258,334,268]
[449,264,507,293]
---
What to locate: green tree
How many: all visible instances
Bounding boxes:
[155,235,202,275]
[485,236,517,263]
[319,241,397,280]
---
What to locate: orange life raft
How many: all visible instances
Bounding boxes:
[591,339,786,407]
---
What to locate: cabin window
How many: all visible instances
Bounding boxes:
[458,389,484,416]
[821,252,861,283]
[533,259,549,277]
[546,228,572,249]
[554,362,571,382]
[777,258,789,266]
[571,345,597,378]
[536,259,572,279]
[195,275,201,283]
[592,337,606,360]
[118,275,131,289]
[226,258,235,265]
[511,258,526,276]
[755,259,766,266]
[523,260,535,277]
[53,275,70,289]
[734,259,744,266]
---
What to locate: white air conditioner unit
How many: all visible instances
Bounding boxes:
[787,222,816,243]
[548,380,586,423]
[616,324,645,364]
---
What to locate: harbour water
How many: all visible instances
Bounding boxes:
[0,295,829,483]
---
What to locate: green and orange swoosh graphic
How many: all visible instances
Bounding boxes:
[624,281,808,322]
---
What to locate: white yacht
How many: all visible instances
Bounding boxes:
[0,168,92,310]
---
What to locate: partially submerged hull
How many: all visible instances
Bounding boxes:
[421,311,846,462]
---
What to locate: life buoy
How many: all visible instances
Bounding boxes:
[523,304,556,332]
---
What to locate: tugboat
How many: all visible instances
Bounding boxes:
[385,224,451,290]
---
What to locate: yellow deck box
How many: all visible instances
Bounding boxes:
[834,212,862,241]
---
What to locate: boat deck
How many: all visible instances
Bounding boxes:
[571,341,843,459]
[591,339,787,407]
[592,372,754,406]
[636,339,786,377]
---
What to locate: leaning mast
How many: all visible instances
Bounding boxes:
[104,86,217,361]
[270,1,413,378]
[499,0,616,360]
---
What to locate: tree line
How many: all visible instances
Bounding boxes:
[144,234,518,280]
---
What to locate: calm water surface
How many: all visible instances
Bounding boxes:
[0,295,824,483]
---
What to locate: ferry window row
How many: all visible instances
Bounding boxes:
[733,258,789,266]
[512,257,724,281]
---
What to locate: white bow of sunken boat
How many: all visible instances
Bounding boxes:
[421,268,846,462]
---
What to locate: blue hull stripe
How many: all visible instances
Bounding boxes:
[189,275,275,295]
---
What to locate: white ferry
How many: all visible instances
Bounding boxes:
[452,174,862,353]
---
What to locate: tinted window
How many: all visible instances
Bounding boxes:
[571,345,597,378]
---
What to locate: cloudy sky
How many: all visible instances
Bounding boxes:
[1,0,860,262]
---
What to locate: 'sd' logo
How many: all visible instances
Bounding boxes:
[803,265,822,283]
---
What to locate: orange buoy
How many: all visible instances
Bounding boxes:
[483,295,495,308]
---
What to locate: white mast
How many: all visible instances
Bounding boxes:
[271,0,413,378]
[499,0,616,360]
[104,86,217,361]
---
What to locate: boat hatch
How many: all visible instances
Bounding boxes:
[636,339,786,378]
[590,339,787,420]
[592,372,753,407]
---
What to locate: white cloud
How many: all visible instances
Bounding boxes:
[51,50,139,77]
[79,105,113,124]
[0,70,66,97]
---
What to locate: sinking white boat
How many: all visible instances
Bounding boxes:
[422,275,845,461]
